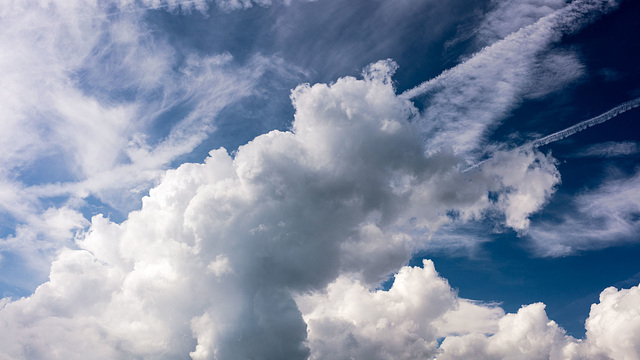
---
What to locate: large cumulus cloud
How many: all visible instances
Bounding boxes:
[0,61,570,359]
[0,0,637,358]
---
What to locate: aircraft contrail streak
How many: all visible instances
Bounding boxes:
[528,97,640,148]
[462,97,640,173]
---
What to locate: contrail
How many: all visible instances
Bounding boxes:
[528,97,640,148]
[463,97,640,173]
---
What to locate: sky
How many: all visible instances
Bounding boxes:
[0,0,639,359]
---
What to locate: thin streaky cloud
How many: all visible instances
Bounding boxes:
[528,97,640,148]
[463,96,640,173]
[401,0,618,158]
[400,0,617,100]
[529,170,640,256]
[19,1,207,30]
[569,141,640,158]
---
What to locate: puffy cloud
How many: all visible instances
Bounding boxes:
[0,1,634,358]
[0,0,614,298]
[438,303,576,360]
[584,284,640,359]
[297,260,503,360]
[0,207,89,289]
[300,260,640,360]
[0,0,307,287]
[0,60,566,359]
[480,149,561,232]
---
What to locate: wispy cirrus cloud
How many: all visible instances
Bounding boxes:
[0,0,307,291]
[402,0,618,158]
[529,169,640,256]
[569,141,640,158]
[477,0,568,46]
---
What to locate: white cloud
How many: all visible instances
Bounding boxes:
[1,0,609,297]
[0,207,89,289]
[299,262,451,359]
[0,0,306,287]
[0,1,225,199]
[529,170,640,256]
[301,260,640,360]
[437,302,577,360]
[480,149,561,232]
[214,0,272,11]
[571,141,640,158]
[208,0,316,12]
[298,260,503,360]
[523,49,585,99]
[0,61,567,359]
[478,0,568,45]
[403,0,618,158]
[0,0,633,358]
[445,0,568,56]
[584,284,640,359]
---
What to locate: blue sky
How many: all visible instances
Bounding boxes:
[0,0,639,358]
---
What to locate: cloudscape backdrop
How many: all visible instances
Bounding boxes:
[0,0,639,359]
